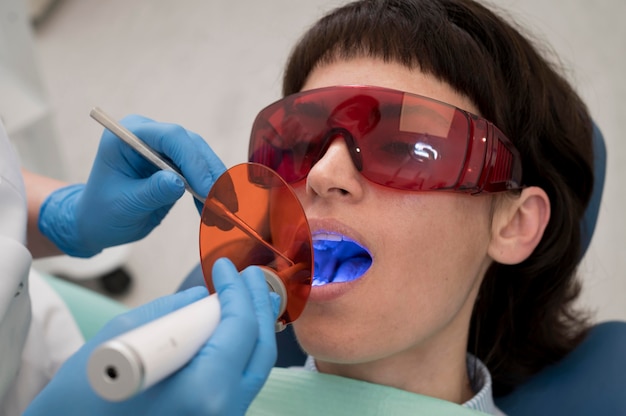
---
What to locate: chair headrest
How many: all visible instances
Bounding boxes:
[580,121,606,257]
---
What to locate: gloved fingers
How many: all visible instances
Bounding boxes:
[240,266,279,321]
[241,266,280,364]
[94,116,160,179]
[186,130,228,181]
[167,259,269,415]
[75,171,183,248]
[118,115,226,204]
[186,129,229,215]
[238,266,278,383]
[90,286,209,346]
[198,258,259,374]
[123,170,186,212]
[199,169,239,230]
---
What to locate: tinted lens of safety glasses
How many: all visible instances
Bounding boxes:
[249,86,522,193]
[199,163,312,327]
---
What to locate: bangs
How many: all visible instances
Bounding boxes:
[282,0,503,126]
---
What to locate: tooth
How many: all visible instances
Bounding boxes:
[312,233,342,241]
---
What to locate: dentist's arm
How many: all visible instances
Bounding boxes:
[23,168,68,258]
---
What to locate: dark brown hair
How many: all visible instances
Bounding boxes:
[282,0,594,396]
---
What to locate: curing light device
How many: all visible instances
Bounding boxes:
[87,108,312,402]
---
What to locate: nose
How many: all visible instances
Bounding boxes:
[305,134,365,200]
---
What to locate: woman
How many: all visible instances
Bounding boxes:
[245,0,594,413]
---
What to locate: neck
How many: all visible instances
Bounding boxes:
[315,334,475,404]
[310,263,488,404]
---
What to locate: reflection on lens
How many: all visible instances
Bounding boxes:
[199,163,312,327]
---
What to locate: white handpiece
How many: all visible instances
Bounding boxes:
[87,293,221,401]
[87,268,287,401]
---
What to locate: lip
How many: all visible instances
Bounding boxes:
[308,277,365,302]
[307,218,371,302]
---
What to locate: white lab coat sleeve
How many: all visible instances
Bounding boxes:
[0,237,32,412]
[0,119,33,412]
[1,269,84,416]
[0,122,84,415]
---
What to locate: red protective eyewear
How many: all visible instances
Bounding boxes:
[249,85,522,194]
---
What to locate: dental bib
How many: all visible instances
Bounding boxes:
[248,367,489,415]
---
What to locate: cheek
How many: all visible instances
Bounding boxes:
[372,196,493,322]
[383,193,493,268]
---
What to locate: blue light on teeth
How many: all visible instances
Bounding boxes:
[312,233,372,286]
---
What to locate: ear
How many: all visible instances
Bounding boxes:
[488,187,551,265]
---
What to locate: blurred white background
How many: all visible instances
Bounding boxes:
[3,0,624,321]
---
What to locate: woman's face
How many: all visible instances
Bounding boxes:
[291,58,495,388]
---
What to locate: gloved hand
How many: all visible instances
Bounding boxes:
[38,114,226,257]
[24,258,280,416]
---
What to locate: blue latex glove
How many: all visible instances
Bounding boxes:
[24,258,280,416]
[39,115,226,257]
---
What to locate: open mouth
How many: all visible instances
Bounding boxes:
[312,232,372,286]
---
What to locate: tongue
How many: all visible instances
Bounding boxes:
[332,257,371,283]
[312,239,372,286]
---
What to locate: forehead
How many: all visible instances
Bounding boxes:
[303,57,480,116]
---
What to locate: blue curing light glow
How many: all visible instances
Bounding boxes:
[312,233,372,286]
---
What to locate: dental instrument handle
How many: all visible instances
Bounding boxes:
[87,293,221,401]
[89,107,206,204]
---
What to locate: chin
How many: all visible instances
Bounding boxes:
[292,313,370,363]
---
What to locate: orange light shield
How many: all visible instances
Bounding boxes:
[199,163,312,328]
